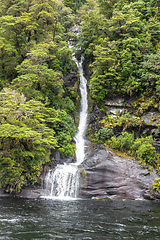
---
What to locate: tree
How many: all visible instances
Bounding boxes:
[89,38,119,104]
[79,0,160,100]
[0,0,75,88]
[12,42,64,104]
[0,0,31,17]
[0,0,78,194]
[137,53,160,96]
[0,15,21,84]
[0,88,58,192]
[63,0,86,13]
[0,88,76,192]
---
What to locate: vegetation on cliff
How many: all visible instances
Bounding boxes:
[78,0,160,103]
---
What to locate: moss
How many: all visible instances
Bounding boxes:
[104,143,134,159]
[81,167,87,178]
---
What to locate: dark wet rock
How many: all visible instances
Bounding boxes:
[87,104,105,134]
[63,71,78,88]
[104,98,131,108]
[103,97,133,116]
[16,188,42,198]
[79,142,160,200]
[142,111,160,126]
[0,188,10,197]
[152,191,160,199]
[0,186,44,199]
[50,148,75,166]
[50,148,61,161]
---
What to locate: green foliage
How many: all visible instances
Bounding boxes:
[137,54,160,96]
[0,16,20,84]
[77,9,106,57]
[89,38,119,104]
[130,136,157,164]
[0,88,58,192]
[0,88,77,192]
[78,0,160,103]
[108,132,158,166]
[12,42,64,104]
[110,132,135,151]
[64,0,86,13]
[97,0,119,18]
[153,178,160,193]
[48,41,74,74]
[50,109,76,157]
[11,40,76,107]
[134,142,156,165]
[0,0,78,194]
[0,0,75,88]
[81,167,87,178]
[97,127,114,140]
[132,96,158,116]
[100,112,144,132]
[57,96,75,114]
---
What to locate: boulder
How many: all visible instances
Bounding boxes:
[80,141,160,200]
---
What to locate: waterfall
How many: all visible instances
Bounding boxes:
[74,56,88,165]
[44,56,88,200]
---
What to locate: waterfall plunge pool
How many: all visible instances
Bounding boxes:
[0,197,160,240]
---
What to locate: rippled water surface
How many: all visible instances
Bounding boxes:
[0,198,160,239]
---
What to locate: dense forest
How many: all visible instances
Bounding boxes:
[0,0,79,192]
[1,0,160,194]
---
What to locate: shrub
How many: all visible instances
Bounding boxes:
[153,178,160,193]
[134,142,157,165]
[109,132,157,166]
[100,112,144,132]
[110,132,134,151]
[109,135,121,149]
[97,127,114,140]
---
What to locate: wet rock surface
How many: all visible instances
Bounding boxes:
[63,71,78,88]
[0,186,44,199]
[80,141,160,200]
[142,111,160,126]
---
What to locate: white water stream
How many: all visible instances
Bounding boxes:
[44,56,88,199]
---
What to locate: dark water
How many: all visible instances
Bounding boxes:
[0,198,160,240]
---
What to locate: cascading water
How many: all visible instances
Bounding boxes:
[44,55,88,200]
[74,56,88,165]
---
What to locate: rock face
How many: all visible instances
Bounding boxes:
[80,141,160,200]
[88,96,160,147]
[63,71,78,89]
